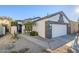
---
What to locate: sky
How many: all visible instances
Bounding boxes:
[0,5,79,21]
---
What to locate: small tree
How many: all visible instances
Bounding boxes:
[11,21,17,26]
[24,21,36,34]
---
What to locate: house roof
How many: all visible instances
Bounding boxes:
[24,17,40,21]
[0,16,12,20]
[15,20,24,22]
[33,11,70,22]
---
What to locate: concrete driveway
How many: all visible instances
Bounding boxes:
[49,34,76,49]
[18,34,76,50]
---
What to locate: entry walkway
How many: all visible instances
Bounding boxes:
[18,34,76,49]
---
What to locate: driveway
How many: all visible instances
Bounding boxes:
[0,34,46,53]
[50,34,76,49]
[11,37,47,53]
[0,34,16,53]
[18,34,76,50]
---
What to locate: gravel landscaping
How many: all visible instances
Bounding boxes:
[52,45,73,53]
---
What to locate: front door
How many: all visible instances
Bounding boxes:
[17,24,22,34]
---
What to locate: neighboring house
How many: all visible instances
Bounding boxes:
[0,16,11,34]
[33,11,70,39]
[70,21,79,34]
[11,20,25,35]
[24,17,40,22]
[16,20,25,34]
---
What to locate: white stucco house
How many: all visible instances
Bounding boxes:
[11,20,25,35]
[33,11,70,39]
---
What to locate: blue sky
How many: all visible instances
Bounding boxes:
[0,5,79,21]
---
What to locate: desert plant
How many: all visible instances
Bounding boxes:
[30,31,38,36]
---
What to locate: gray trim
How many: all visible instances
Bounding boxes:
[33,11,70,22]
[58,13,64,23]
[67,24,71,34]
[46,21,68,25]
[61,12,70,22]
[45,21,52,39]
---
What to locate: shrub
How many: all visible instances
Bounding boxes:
[30,31,38,36]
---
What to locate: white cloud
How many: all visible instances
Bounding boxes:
[75,7,79,15]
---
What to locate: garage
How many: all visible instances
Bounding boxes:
[52,24,67,38]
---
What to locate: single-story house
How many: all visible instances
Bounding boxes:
[33,11,71,39]
[16,20,25,34]
[11,20,25,35]
[0,16,11,34]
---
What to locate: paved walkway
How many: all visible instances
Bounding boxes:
[18,34,76,50]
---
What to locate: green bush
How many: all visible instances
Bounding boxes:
[30,31,38,36]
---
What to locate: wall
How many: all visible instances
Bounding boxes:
[22,25,25,34]
[11,25,25,35]
[33,18,48,38]
[3,26,5,35]
[0,19,11,32]
[48,14,59,21]
[70,21,79,33]
[11,26,17,35]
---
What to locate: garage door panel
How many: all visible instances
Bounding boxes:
[52,24,67,38]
